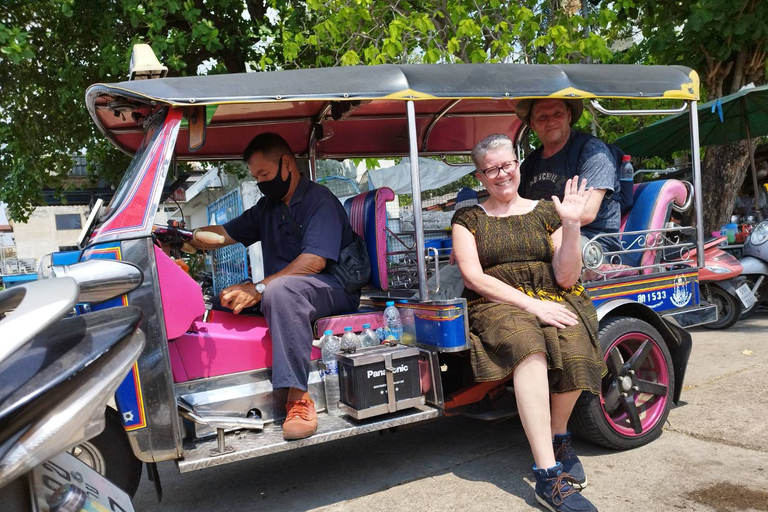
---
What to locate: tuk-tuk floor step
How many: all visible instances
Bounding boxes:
[176,405,440,472]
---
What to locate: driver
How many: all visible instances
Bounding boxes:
[189,133,360,441]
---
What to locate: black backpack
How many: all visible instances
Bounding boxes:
[521,131,634,215]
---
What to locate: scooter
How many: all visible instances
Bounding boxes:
[737,219,768,319]
[0,278,145,512]
[663,234,744,329]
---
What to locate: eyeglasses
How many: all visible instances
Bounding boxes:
[476,161,519,179]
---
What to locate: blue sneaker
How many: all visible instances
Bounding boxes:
[553,432,587,490]
[532,463,598,512]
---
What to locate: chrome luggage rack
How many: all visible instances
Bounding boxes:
[385,229,452,292]
[581,225,699,282]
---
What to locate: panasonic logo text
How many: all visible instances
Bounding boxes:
[367,365,409,379]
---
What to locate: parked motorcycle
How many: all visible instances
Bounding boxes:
[738,220,768,319]
[0,278,145,512]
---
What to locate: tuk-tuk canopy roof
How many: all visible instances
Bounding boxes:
[86,63,699,160]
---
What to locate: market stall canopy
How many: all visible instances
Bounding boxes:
[86,63,698,160]
[615,84,768,157]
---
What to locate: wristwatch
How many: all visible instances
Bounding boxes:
[255,282,266,294]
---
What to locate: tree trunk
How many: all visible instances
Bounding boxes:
[701,140,751,232]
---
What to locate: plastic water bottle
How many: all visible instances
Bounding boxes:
[340,326,362,352]
[359,323,380,347]
[619,154,634,213]
[320,330,342,416]
[397,299,416,344]
[382,301,402,344]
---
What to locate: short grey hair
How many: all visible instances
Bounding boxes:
[471,134,515,169]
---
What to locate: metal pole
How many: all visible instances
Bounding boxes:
[406,101,428,299]
[745,122,761,212]
[689,100,705,268]
[308,127,317,182]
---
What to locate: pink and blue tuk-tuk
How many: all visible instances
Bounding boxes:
[38,50,716,498]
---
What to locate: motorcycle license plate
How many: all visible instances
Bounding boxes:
[31,452,134,512]
[736,283,757,309]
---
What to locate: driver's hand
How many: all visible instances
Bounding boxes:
[220,284,261,314]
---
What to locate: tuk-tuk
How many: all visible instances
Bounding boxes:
[38,47,716,497]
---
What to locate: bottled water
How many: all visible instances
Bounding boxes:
[382,301,402,344]
[340,326,362,352]
[398,299,415,344]
[359,323,380,347]
[619,154,634,212]
[320,330,342,416]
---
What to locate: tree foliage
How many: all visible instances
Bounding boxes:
[2,0,766,230]
[614,0,768,229]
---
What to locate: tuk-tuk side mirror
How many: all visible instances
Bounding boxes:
[188,105,207,153]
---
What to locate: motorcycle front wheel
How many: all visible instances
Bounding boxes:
[69,407,143,497]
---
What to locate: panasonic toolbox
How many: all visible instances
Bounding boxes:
[337,344,424,420]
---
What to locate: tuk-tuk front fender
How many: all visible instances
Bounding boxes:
[596,299,692,404]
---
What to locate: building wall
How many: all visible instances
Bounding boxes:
[12,205,88,261]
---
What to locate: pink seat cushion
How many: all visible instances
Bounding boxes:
[170,310,321,382]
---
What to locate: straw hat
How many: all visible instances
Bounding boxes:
[515,98,584,126]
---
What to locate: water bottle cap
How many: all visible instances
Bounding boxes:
[324,330,333,335]
[363,323,370,329]
[344,326,353,331]
[622,155,631,161]
[386,301,395,306]
[397,299,407,303]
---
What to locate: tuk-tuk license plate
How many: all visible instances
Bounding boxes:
[736,283,757,309]
[31,452,134,512]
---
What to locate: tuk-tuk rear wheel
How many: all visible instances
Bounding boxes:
[570,316,674,450]
[69,407,143,497]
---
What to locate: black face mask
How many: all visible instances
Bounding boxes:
[257,156,292,201]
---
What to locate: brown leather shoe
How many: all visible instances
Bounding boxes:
[282,398,318,440]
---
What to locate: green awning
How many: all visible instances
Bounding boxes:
[615,84,768,157]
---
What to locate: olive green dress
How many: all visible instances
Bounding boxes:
[452,201,606,395]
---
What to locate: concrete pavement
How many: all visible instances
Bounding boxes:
[132,311,768,512]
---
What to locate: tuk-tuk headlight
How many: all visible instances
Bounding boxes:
[37,253,54,279]
[750,221,768,246]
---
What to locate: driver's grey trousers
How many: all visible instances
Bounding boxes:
[261,274,359,391]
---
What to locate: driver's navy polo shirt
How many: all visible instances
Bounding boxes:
[223,176,354,277]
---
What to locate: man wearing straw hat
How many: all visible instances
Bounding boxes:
[516,99,621,253]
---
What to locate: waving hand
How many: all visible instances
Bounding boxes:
[552,176,593,225]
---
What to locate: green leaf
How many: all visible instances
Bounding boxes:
[340,49,360,66]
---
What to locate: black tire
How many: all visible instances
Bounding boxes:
[571,316,674,450]
[69,407,142,497]
[701,283,743,329]
[739,277,763,320]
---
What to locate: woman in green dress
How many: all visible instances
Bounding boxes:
[452,134,605,512]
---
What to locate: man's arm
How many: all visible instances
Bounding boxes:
[582,188,606,225]
[219,253,326,314]
[577,138,616,226]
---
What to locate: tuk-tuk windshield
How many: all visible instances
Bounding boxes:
[102,108,169,221]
